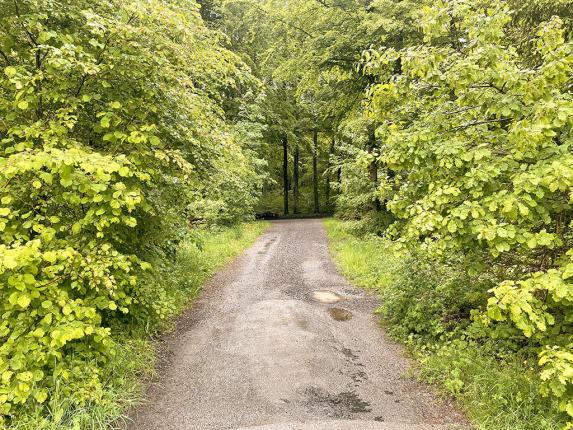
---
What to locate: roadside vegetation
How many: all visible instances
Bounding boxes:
[6,222,268,430]
[0,0,268,428]
[325,219,567,430]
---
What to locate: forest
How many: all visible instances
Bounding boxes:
[1,0,573,429]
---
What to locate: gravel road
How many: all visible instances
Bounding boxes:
[127,219,468,430]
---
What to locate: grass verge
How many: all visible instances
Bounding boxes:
[323,218,567,430]
[9,221,270,430]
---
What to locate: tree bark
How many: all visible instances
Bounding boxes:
[368,128,381,212]
[293,142,300,214]
[325,135,335,209]
[282,135,289,215]
[313,130,319,214]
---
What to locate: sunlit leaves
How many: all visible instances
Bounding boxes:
[0,0,263,421]
[366,0,573,420]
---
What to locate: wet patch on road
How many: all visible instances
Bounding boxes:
[328,307,352,321]
[341,347,361,362]
[338,346,368,388]
[311,290,342,304]
[296,317,309,330]
[299,386,372,418]
[350,369,368,384]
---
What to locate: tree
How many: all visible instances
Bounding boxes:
[293,141,301,214]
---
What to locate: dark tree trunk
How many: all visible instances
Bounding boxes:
[394,31,403,75]
[313,130,319,214]
[368,128,381,212]
[282,135,289,215]
[293,142,300,214]
[325,135,335,209]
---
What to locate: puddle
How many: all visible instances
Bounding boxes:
[311,290,342,304]
[329,307,353,321]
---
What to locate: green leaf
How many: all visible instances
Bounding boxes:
[17,295,31,309]
[34,390,48,404]
[4,66,16,77]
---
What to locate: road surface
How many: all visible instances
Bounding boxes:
[128,219,468,430]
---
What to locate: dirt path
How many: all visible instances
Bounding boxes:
[128,219,468,430]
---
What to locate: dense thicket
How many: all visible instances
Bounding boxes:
[0,0,264,424]
[364,1,573,418]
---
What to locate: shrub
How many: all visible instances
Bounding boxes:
[364,0,573,420]
[378,247,492,341]
[0,0,263,423]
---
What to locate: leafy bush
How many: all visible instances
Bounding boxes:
[0,0,264,424]
[363,0,573,421]
[378,248,492,341]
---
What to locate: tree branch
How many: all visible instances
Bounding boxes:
[314,0,349,12]
[74,14,137,98]
[0,48,10,64]
[254,5,314,38]
[449,117,512,132]
[14,0,38,48]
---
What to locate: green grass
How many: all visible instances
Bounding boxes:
[323,218,399,291]
[418,344,566,430]
[323,218,567,430]
[9,221,270,430]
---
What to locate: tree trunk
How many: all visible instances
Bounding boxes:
[368,128,381,212]
[325,135,335,209]
[282,135,289,215]
[293,142,300,214]
[313,130,319,214]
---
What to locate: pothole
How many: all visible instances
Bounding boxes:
[328,307,353,321]
[311,290,342,304]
